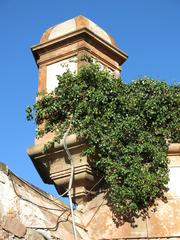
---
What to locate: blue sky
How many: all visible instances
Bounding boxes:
[0,0,179,198]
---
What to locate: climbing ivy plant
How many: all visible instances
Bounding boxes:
[26,61,180,221]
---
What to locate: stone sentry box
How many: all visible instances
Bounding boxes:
[32,15,128,105]
[27,16,128,204]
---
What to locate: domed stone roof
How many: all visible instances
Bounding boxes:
[40,16,117,47]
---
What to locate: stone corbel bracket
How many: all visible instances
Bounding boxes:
[27,134,100,204]
[27,139,180,204]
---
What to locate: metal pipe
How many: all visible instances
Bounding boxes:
[62,128,78,240]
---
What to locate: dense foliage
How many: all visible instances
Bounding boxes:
[26,62,180,220]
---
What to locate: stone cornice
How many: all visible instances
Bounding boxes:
[168,143,180,156]
[27,134,83,158]
[31,28,128,66]
[27,137,180,159]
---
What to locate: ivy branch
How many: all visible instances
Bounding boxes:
[26,61,180,221]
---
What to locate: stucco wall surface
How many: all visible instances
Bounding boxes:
[77,147,180,240]
[0,163,88,240]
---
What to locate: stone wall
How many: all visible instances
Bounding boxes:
[0,163,88,240]
[77,144,180,240]
[0,143,179,240]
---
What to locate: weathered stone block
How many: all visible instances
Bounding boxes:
[27,229,46,240]
[2,216,26,238]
